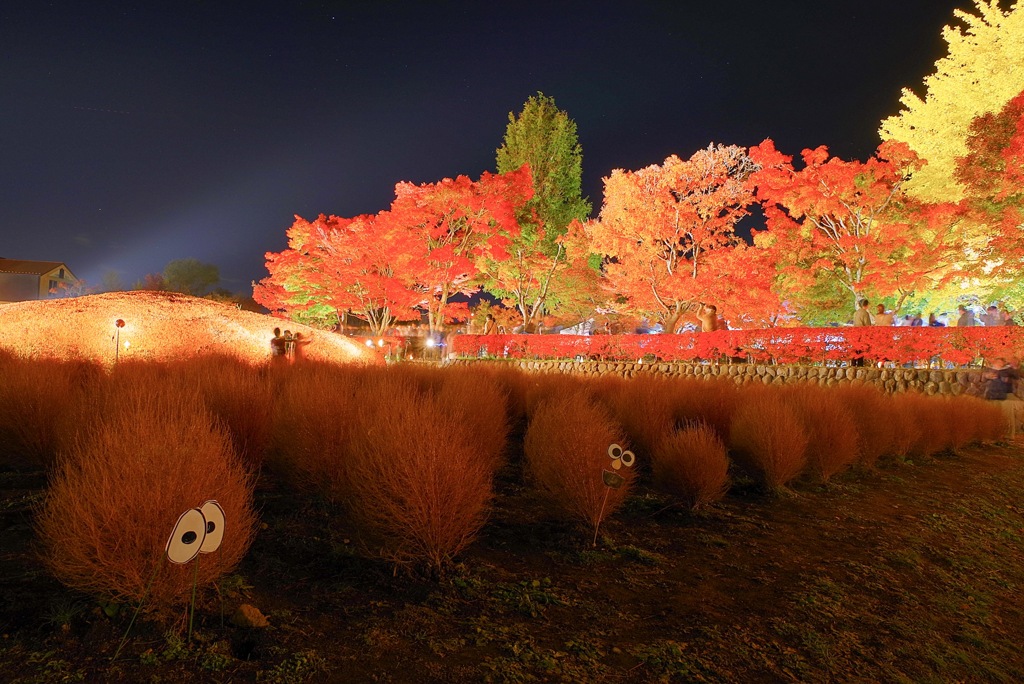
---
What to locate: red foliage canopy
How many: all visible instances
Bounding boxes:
[750,139,958,315]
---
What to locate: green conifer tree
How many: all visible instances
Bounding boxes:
[485,93,596,329]
[496,92,591,246]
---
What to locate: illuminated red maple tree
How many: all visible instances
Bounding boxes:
[382,167,533,332]
[586,144,771,332]
[750,139,958,321]
[956,89,1024,297]
[256,168,533,334]
[254,214,421,335]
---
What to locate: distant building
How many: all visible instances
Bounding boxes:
[0,258,79,303]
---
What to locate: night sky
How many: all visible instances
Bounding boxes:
[1,0,969,293]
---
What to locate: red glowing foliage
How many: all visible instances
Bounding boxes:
[254,213,423,335]
[454,326,1024,366]
[587,145,778,332]
[749,139,960,316]
[957,89,1024,203]
[380,166,533,332]
[256,168,533,334]
[956,89,1024,285]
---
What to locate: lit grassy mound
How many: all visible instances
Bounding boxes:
[0,291,378,365]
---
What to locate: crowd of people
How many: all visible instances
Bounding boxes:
[852,299,1018,328]
[269,327,310,364]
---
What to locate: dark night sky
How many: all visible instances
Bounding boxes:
[1,0,969,293]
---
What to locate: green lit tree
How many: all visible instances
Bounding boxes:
[163,258,220,296]
[483,93,595,329]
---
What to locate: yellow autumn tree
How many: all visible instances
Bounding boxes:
[879,0,1024,203]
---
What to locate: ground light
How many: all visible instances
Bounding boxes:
[114,319,126,363]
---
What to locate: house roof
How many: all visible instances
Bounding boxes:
[0,258,75,277]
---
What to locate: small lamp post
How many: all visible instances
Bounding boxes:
[114,319,126,363]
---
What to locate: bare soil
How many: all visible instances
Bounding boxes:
[2,440,1024,683]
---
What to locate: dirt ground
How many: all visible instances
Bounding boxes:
[2,439,1024,683]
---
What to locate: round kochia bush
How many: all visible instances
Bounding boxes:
[36,385,256,613]
[729,391,808,492]
[342,372,504,575]
[524,388,633,539]
[652,423,730,510]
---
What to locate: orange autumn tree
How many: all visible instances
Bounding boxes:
[586,144,767,332]
[749,139,958,324]
[956,89,1024,306]
[254,213,421,335]
[383,167,533,333]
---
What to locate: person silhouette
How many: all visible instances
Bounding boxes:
[270,328,287,363]
[289,332,312,363]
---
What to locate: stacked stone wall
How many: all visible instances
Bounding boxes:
[448,359,1012,397]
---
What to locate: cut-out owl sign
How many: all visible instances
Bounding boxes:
[602,443,635,489]
[165,500,226,565]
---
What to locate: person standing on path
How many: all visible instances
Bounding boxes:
[874,304,894,327]
[853,299,873,327]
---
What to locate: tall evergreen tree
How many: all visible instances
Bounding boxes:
[484,93,596,328]
[497,92,591,241]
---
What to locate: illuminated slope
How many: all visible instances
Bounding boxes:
[0,291,379,365]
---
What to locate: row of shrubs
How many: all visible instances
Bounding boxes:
[0,350,1008,614]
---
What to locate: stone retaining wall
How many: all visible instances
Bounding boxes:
[448,358,1014,397]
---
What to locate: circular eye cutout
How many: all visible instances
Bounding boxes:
[619,450,636,468]
[198,500,226,554]
[608,444,623,460]
[165,508,206,565]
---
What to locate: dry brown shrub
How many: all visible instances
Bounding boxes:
[672,378,739,442]
[784,385,859,482]
[832,384,895,468]
[652,423,730,510]
[973,398,1010,442]
[477,364,533,427]
[523,372,591,418]
[524,388,632,538]
[729,388,807,492]
[436,368,510,471]
[343,376,498,574]
[896,392,951,459]
[942,396,982,452]
[596,376,675,459]
[385,362,447,394]
[36,384,256,612]
[0,357,104,469]
[184,355,275,471]
[268,362,365,497]
[887,394,922,460]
